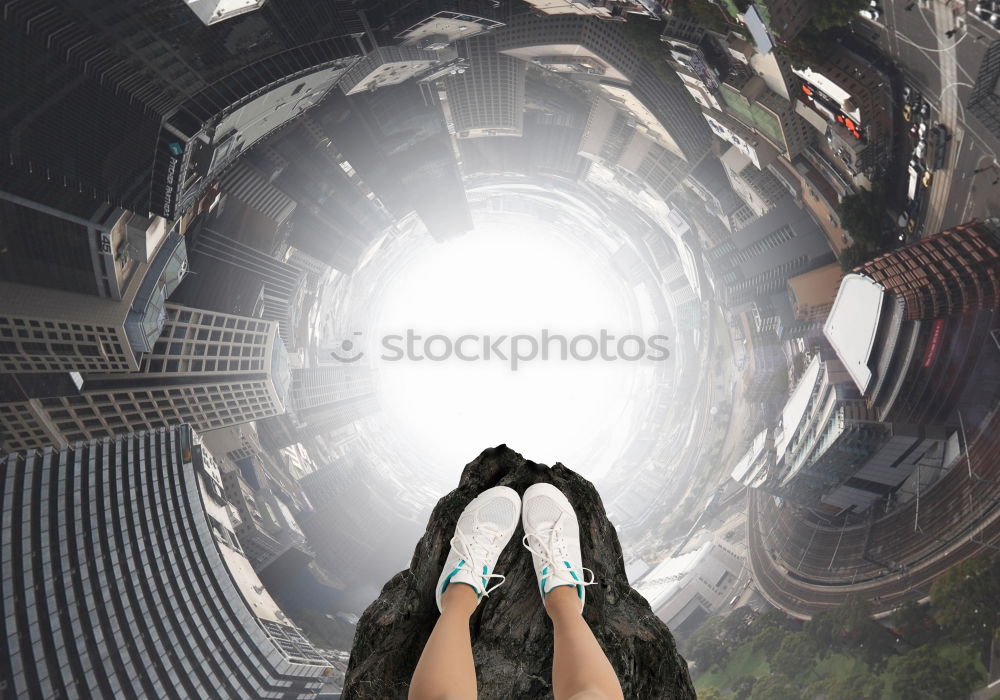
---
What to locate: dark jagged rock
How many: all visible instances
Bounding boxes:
[342,445,696,699]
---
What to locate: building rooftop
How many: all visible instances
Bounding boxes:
[823,273,886,393]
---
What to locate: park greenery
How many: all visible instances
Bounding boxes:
[685,556,1000,698]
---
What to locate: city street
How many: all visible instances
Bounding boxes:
[862,0,1000,231]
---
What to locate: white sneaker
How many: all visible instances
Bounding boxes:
[434,486,522,613]
[521,483,596,613]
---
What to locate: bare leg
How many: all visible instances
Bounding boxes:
[409,584,479,700]
[546,586,625,700]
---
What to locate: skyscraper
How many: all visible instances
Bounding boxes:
[498,13,712,164]
[0,425,334,698]
[445,33,527,138]
[0,304,290,452]
[2,1,362,222]
[0,229,188,374]
[705,196,836,310]
[172,219,307,347]
[824,221,1000,425]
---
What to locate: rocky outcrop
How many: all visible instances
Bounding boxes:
[343,445,696,699]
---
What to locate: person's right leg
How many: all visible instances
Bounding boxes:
[521,483,625,700]
[546,586,625,700]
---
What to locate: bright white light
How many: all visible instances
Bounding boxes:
[368,217,657,480]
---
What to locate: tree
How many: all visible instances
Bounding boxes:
[751,625,785,658]
[930,556,1000,646]
[884,646,984,700]
[684,616,731,671]
[730,675,755,700]
[697,688,727,700]
[837,188,886,250]
[838,244,875,273]
[770,632,817,680]
[807,672,884,700]
[811,0,870,30]
[805,596,894,667]
[750,674,800,700]
[890,600,935,647]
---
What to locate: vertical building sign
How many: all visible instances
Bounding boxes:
[921,319,946,368]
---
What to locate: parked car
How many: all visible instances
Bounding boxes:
[859,8,880,19]
[922,170,933,188]
[902,86,912,102]
[914,141,926,160]
[920,101,931,118]
[903,103,913,121]
[918,122,928,140]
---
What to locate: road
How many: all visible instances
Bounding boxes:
[863,0,1000,230]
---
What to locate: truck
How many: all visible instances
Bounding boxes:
[907,163,921,201]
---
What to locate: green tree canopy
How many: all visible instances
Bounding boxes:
[751,625,785,658]
[750,674,800,700]
[930,555,1000,646]
[770,632,818,680]
[884,646,985,700]
[837,188,886,249]
[684,616,731,670]
[811,0,870,30]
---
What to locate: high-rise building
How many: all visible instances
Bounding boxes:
[824,221,1000,425]
[716,71,815,160]
[0,230,188,374]
[0,425,335,698]
[298,452,421,593]
[520,0,660,20]
[172,219,307,347]
[498,13,711,164]
[719,146,794,216]
[705,196,835,310]
[2,1,362,222]
[289,367,379,440]
[0,305,290,452]
[445,33,526,138]
[764,355,955,515]
[312,83,473,241]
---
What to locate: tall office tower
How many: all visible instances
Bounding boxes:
[290,367,376,413]
[499,13,711,165]
[520,0,659,19]
[298,453,420,594]
[0,426,334,698]
[825,221,1000,426]
[0,230,188,374]
[445,33,526,138]
[314,82,473,240]
[579,98,692,199]
[171,219,307,347]
[855,221,1000,318]
[2,1,361,224]
[0,305,290,453]
[217,161,299,235]
[683,158,744,220]
[705,196,835,311]
[290,367,380,440]
[763,354,953,515]
[250,117,395,271]
[719,146,794,217]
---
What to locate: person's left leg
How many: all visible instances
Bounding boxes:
[408,485,522,700]
[408,583,479,700]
